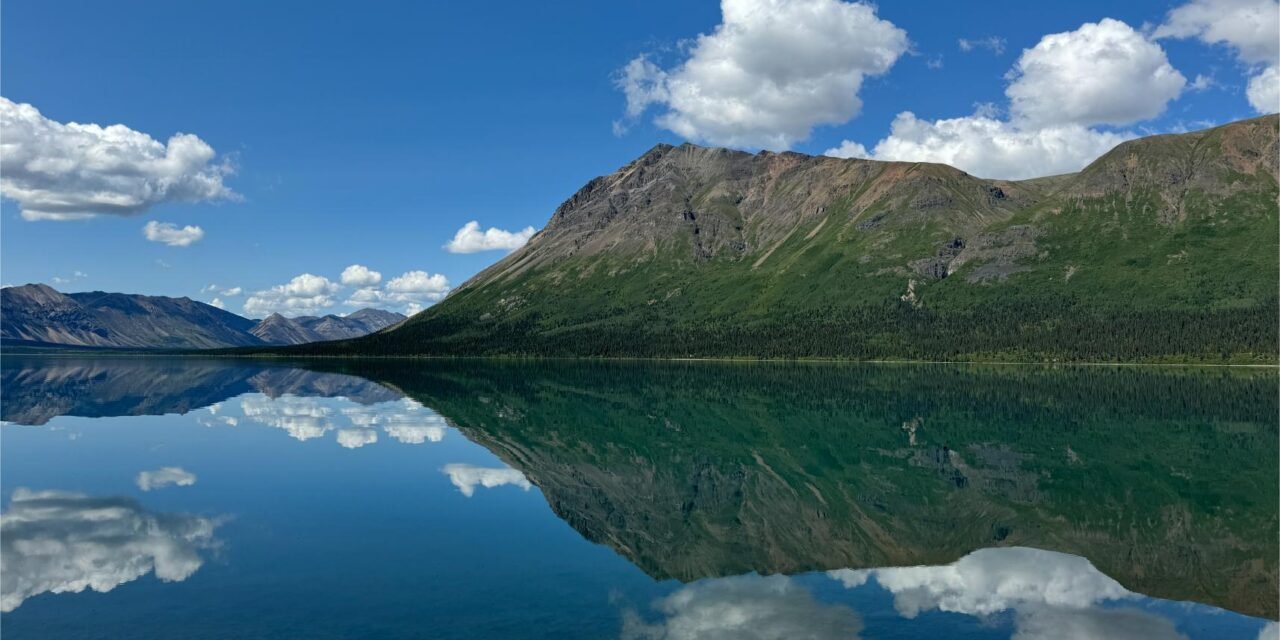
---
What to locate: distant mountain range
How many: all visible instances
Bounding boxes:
[279,115,1278,363]
[0,283,404,350]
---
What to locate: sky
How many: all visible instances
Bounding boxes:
[2,0,1276,317]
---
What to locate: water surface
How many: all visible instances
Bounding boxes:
[2,357,1276,639]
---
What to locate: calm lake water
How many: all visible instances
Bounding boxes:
[1,357,1276,639]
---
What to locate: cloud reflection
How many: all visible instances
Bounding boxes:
[621,574,863,640]
[441,464,532,497]
[237,395,449,448]
[829,547,1189,640]
[136,467,197,491]
[0,488,220,612]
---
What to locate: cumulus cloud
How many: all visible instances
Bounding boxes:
[0,488,220,612]
[0,97,236,221]
[1247,65,1279,112]
[441,463,532,497]
[341,269,451,316]
[243,274,341,318]
[826,19,1182,179]
[1006,19,1185,127]
[135,467,198,491]
[827,112,1132,179]
[340,264,382,287]
[620,574,863,640]
[1155,0,1279,113]
[615,0,908,149]
[444,221,537,253]
[142,220,205,247]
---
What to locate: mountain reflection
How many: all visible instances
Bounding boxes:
[0,488,221,612]
[3,357,1276,623]
[0,357,400,425]
[332,360,1277,619]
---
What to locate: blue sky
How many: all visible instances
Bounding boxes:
[2,0,1275,317]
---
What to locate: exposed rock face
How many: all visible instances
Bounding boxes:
[1,284,262,349]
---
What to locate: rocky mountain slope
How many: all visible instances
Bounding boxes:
[1,284,403,349]
[289,116,1279,362]
[251,308,405,345]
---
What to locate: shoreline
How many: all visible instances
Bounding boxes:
[3,347,1277,369]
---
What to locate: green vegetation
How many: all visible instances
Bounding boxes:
[273,117,1279,363]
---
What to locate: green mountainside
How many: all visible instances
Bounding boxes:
[296,116,1278,362]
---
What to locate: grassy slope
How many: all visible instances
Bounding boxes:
[287,119,1279,362]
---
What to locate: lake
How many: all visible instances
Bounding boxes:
[1,357,1276,639]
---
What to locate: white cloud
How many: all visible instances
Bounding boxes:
[243,273,341,318]
[444,221,536,253]
[620,574,863,640]
[340,264,382,287]
[1189,73,1216,91]
[958,36,1006,54]
[441,463,532,497]
[0,488,219,612]
[1155,0,1279,65]
[209,298,225,309]
[1155,0,1279,114]
[143,220,205,247]
[336,427,377,449]
[615,0,908,149]
[827,112,1132,179]
[341,269,451,315]
[1007,19,1184,128]
[135,466,197,491]
[825,19,1180,179]
[201,284,242,296]
[1247,63,1279,113]
[0,97,236,221]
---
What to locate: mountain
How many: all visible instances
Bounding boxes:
[249,313,323,345]
[1,284,404,350]
[1,284,263,349]
[249,309,405,345]
[289,116,1278,362]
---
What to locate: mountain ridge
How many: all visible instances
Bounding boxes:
[248,115,1280,361]
[1,284,404,349]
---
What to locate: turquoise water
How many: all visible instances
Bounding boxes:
[1,357,1275,639]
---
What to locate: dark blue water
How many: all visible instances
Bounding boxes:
[1,358,1275,639]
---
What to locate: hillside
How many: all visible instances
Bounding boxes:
[1,284,404,350]
[283,116,1277,362]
